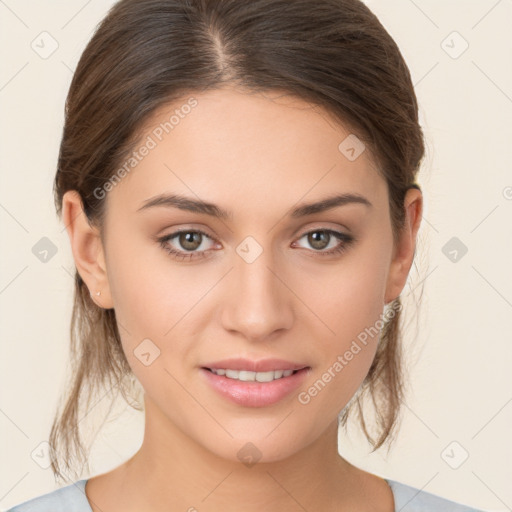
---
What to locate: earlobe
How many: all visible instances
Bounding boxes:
[384,188,423,305]
[62,190,113,309]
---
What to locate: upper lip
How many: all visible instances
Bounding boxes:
[202,358,309,373]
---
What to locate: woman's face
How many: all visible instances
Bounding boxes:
[91,86,413,463]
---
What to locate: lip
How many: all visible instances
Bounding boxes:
[201,357,308,373]
[200,362,311,408]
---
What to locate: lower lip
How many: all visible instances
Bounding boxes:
[200,367,310,408]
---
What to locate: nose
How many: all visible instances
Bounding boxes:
[220,242,294,342]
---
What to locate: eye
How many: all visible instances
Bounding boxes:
[293,229,355,257]
[158,227,355,262]
[158,229,218,261]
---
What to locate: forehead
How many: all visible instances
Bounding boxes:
[103,86,385,219]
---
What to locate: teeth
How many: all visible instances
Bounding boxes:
[211,368,296,382]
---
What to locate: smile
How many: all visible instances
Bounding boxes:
[201,366,311,407]
[207,368,297,382]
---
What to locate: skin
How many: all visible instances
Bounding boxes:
[62,85,422,512]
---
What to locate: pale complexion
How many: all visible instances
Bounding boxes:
[63,86,422,512]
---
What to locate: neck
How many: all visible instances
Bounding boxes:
[112,398,361,511]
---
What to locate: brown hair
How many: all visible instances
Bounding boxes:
[50,0,425,482]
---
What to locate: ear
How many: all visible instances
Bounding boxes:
[62,190,114,309]
[384,187,423,305]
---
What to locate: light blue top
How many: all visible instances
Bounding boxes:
[6,478,487,511]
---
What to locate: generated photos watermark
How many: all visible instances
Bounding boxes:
[93,97,198,200]
[297,300,402,405]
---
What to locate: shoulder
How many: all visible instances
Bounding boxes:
[385,479,487,512]
[5,479,92,512]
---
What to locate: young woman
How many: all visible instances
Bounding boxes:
[8,0,486,510]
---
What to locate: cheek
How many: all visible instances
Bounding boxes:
[296,247,390,350]
[294,247,390,410]
[105,228,199,335]
[104,234,215,385]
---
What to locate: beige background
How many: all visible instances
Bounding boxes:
[1,0,511,510]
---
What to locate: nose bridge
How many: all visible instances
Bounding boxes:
[220,235,293,340]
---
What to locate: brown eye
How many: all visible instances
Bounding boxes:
[178,231,203,251]
[294,229,355,257]
[307,231,331,250]
[158,229,217,262]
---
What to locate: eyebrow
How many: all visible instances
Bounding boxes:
[137,192,372,219]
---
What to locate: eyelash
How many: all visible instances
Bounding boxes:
[158,228,355,262]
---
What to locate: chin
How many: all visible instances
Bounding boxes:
[194,422,317,467]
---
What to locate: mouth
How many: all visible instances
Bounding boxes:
[199,361,311,407]
[202,367,304,382]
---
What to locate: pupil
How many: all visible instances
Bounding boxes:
[181,232,201,250]
[309,231,328,249]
